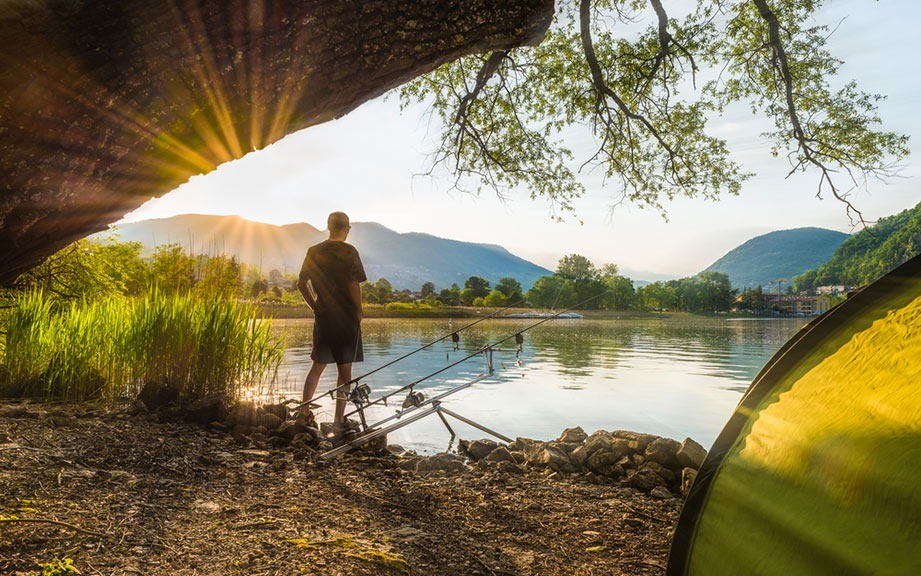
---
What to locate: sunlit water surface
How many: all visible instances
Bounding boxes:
[267,316,806,453]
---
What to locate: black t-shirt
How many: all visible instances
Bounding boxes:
[299,240,366,318]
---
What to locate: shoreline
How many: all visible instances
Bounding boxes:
[0,401,697,575]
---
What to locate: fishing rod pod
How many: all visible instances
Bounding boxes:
[323,290,611,459]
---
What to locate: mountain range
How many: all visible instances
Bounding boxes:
[703,227,850,289]
[103,214,552,290]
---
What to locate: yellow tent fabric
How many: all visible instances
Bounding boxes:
[668,254,921,576]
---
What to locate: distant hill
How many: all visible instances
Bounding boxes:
[102,214,551,290]
[704,227,849,289]
[800,201,921,287]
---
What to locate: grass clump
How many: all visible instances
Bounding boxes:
[0,288,284,403]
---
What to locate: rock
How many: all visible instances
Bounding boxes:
[650,486,674,499]
[508,437,540,453]
[584,432,614,457]
[624,469,666,493]
[48,409,76,426]
[495,460,524,475]
[547,440,582,454]
[676,437,707,470]
[681,467,698,496]
[277,420,308,440]
[185,394,228,425]
[232,424,253,437]
[292,431,317,446]
[484,446,515,464]
[640,461,675,485]
[644,438,681,469]
[510,450,526,465]
[610,430,657,452]
[415,453,469,475]
[585,447,624,476]
[387,444,405,454]
[137,381,180,410]
[533,445,576,473]
[260,413,283,431]
[465,439,500,461]
[231,401,260,428]
[397,457,422,472]
[558,426,588,444]
[237,449,271,459]
[570,445,587,470]
[128,399,148,416]
[631,453,645,467]
[261,402,287,421]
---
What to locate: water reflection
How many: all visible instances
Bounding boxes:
[269,316,806,453]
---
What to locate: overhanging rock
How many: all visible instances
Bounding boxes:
[0,0,554,284]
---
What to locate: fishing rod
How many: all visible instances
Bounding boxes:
[323,290,611,458]
[342,290,610,422]
[293,298,524,411]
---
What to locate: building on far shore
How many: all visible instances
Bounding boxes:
[816,285,847,296]
[763,293,832,315]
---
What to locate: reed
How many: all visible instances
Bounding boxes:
[0,288,284,403]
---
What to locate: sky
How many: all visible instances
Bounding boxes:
[122,0,921,281]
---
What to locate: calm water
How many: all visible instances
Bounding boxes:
[268,316,807,453]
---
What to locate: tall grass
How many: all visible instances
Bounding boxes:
[0,289,284,403]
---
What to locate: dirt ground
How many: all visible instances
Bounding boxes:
[0,404,681,575]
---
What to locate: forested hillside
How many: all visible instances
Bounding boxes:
[797,202,921,289]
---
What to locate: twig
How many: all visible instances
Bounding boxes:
[474,556,498,576]
[0,444,47,452]
[0,518,106,537]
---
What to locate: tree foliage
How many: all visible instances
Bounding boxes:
[400,0,908,220]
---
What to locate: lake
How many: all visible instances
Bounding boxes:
[268,316,807,453]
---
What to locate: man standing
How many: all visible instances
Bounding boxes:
[297,211,366,439]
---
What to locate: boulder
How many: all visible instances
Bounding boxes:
[584,431,614,457]
[610,430,658,452]
[650,486,675,499]
[484,446,516,464]
[465,439,500,461]
[676,437,707,470]
[585,448,621,475]
[138,381,180,410]
[185,394,228,425]
[495,460,524,475]
[231,401,260,428]
[416,453,469,475]
[261,402,288,421]
[260,413,283,431]
[547,440,582,454]
[534,445,576,473]
[624,469,665,493]
[558,426,588,444]
[277,420,312,440]
[510,451,527,465]
[387,444,405,455]
[681,467,698,496]
[508,437,540,453]
[570,445,587,470]
[644,438,681,469]
[640,461,676,485]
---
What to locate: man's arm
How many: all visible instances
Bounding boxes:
[297,278,318,311]
[348,281,363,321]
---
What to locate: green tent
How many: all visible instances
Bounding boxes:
[668,254,921,575]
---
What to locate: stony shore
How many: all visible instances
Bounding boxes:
[0,399,705,575]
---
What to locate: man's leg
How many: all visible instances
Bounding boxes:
[303,361,326,406]
[333,362,353,428]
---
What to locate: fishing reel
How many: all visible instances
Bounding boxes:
[349,383,372,406]
[402,389,425,409]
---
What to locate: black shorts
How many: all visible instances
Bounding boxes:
[311,310,363,365]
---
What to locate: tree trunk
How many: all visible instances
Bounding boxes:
[0,0,554,284]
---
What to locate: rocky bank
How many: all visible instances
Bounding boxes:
[0,399,706,575]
